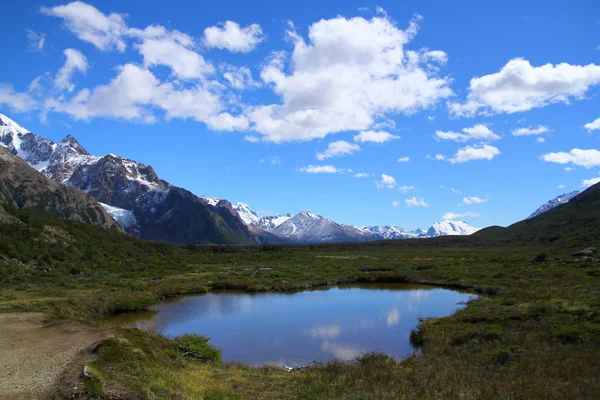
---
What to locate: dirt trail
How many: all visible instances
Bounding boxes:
[0,313,104,400]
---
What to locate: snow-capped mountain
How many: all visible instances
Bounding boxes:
[0,114,272,245]
[268,211,380,243]
[232,203,262,225]
[527,191,580,219]
[360,225,422,239]
[426,220,480,237]
[254,214,292,231]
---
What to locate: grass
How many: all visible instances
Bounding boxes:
[1,205,600,398]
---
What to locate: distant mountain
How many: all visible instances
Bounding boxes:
[360,221,480,239]
[0,114,271,245]
[232,203,262,225]
[254,214,293,231]
[527,191,580,219]
[0,146,121,230]
[268,211,380,243]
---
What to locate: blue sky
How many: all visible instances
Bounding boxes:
[2,0,600,229]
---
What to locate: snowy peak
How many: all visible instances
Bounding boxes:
[427,220,480,237]
[233,202,262,225]
[58,134,89,155]
[360,225,420,239]
[527,191,580,219]
[0,113,29,136]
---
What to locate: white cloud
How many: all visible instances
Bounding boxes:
[246,14,452,142]
[222,65,259,90]
[134,35,214,80]
[259,156,281,165]
[316,140,361,160]
[448,144,500,164]
[376,173,396,189]
[203,21,264,53]
[442,211,480,220]
[206,113,249,131]
[392,201,400,207]
[434,154,446,160]
[387,308,400,326]
[0,84,37,112]
[45,64,223,123]
[460,196,488,205]
[244,135,260,143]
[558,184,566,189]
[564,167,574,172]
[450,188,461,194]
[536,137,546,143]
[311,325,341,339]
[512,125,549,136]
[435,124,500,142]
[582,177,600,187]
[26,30,46,52]
[353,130,400,143]
[353,172,370,178]
[42,1,128,52]
[299,165,350,174]
[405,197,428,207]
[55,49,88,92]
[541,149,600,169]
[397,185,414,193]
[450,58,600,116]
[584,118,600,132]
[397,156,410,162]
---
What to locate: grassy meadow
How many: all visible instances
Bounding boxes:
[1,205,600,399]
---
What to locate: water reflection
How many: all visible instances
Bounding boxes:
[109,283,473,365]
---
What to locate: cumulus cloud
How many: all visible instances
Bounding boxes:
[206,113,249,131]
[316,140,361,160]
[558,184,566,189]
[222,65,259,90]
[584,118,600,132]
[442,211,480,220]
[460,196,488,205]
[536,137,546,143]
[397,156,410,162]
[448,144,500,163]
[512,125,549,136]
[582,177,600,187]
[55,49,88,92]
[44,63,223,123]
[541,149,600,169]
[203,21,264,53]
[133,32,214,80]
[353,130,400,143]
[0,84,37,112]
[26,30,46,52]
[397,185,414,193]
[246,14,452,142]
[392,200,400,207]
[450,58,600,116]
[299,165,350,174]
[435,124,500,142]
[376,173,396,189]
[353,172,370,178]
[405,197,428,207]
[42,1,128,52]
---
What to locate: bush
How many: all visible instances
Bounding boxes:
[532,252,548,263]
[174,334,222,363]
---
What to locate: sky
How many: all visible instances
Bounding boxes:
[1,0,600,230]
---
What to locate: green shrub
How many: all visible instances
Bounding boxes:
[174,334,222,363]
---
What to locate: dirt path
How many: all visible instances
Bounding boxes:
[0,313,104,400]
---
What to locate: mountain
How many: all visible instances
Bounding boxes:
[267,211,380,243]
[232,203,262,225]
[527,191,580,219]
[360,225,423,239]
[0,114,271,245]
[474,182,600,245]
[426,220,480,236]
[254,214,292,231]
[0,146,121,230]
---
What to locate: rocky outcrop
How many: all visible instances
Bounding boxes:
[0,147,121,230]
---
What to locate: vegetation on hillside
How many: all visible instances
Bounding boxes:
[1,189,600,398]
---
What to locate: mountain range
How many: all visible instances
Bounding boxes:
[0,113,574,245]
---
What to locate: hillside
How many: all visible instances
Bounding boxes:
[0,146,121,231]
[475,182,600,245]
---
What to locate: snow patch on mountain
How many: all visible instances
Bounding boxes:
[100,203,138,229]
[527,191,580,219]
[233,203,262,225]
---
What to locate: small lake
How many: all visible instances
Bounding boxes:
[110,283,473,366]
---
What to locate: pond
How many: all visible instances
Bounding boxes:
[110,283,473,366]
